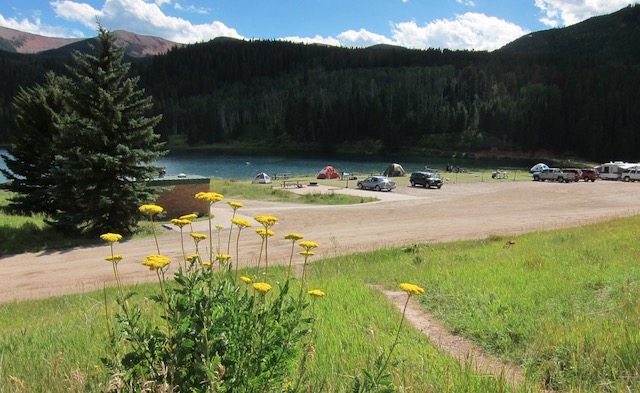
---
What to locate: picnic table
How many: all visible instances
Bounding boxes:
[281,179,303,188]
[273,173,290,180]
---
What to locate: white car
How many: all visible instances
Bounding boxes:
[357,176,396,191]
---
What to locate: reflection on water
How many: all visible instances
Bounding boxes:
[0,148,530,182]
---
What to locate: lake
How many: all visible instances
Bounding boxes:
[0,149,530,182]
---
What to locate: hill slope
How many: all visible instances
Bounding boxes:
[0,26,181,57]
[498,4,640,63]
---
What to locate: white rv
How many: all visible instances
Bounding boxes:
[594,161,639,180]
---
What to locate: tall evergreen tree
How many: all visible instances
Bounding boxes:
[48,25,165,234]
[1,72,71,215]
[2,26,165,234]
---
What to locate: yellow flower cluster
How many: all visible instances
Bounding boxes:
[254,215,278,228]
[100,233,122,243]
[240,276,252,284]
[139,204,164,216]
[231,218,252,228]
[253,282,272,294]
[171,218,191,228]
[399,283,425,296]
[227,201,243,209]
[215,253,231,262]
[190,233,207,242]
[256,228,275,238]
[299,241,319,251]
[105,254,124,262]
[186,254,200,262]
[284,233,304,241]
[299,250,315,256]
[195,191,224,203]
[141,254,172,271]
[308,289,325,297]
[179,213,198,220]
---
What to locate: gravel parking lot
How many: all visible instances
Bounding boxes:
[1,180,639,303]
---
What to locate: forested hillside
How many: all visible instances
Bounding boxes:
[1,4,639,161]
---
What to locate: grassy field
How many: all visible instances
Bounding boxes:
[1,211,639,391]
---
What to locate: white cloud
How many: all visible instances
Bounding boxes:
[535,0,635,27]
[337,29,394,47]
[391,12,529,51]
[455,0,476,6]
[0,14,75,37]
[50,0,241,43]
[278,35,341,47]
[279,12,527,50]
[174,2,208,14]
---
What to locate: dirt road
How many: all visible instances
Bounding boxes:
[2,180,639,303]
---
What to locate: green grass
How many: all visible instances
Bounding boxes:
[3,215,640,391]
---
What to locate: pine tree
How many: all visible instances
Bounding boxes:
[49,25,165,234]
[1,72,71,215]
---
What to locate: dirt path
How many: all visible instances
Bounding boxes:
[382,288,527,390]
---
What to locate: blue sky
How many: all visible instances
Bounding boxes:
[0,0,635,50]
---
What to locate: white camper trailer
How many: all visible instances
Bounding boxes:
[594,161,639,180]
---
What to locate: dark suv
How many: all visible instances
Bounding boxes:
[410,171,443,189]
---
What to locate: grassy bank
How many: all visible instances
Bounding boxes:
[2,214,640,392]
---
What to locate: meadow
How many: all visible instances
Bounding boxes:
[2,171,638,392]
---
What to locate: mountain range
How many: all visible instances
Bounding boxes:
[0,4,639,162]
[1,4,639,61]
[0,26,182,57]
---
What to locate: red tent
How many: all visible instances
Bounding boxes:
[317,165,340,179]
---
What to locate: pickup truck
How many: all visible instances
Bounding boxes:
[532,168,576,183]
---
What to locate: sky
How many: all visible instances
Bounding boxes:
[0,0,636,51]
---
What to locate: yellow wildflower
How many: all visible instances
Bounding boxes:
[186,254,200,262]
[100,233,122,243]
[399,283,425,296]
[299,250,315,256]
[215,254,232,262]
[256,228,275,238]
[231,218,253,228]
[195,192,224,203]
[254,215,279,228]
[253,282,272,294]
[284,233,303,241]
[240,276,252,284]
[141,254,171,271]
[171,218,191,228]
[201,261,212,267]
[308,289,325,297]
[228,201,243,209]
[299,240,319,251]
[190,233,207,242]
[139,204,163,216]
[105,254,124,262]
[179,213,198,220]
[215,224,224,230]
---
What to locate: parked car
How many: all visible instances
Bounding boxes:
[580,169,600,182]
[357,176,396,191]
[562,168,583,182]
[532,168,576,182]
[410,171,443,188]
[621,167,640,182]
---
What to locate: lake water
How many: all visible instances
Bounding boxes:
[0,148,529,182]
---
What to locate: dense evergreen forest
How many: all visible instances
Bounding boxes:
[1,4,639,162]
